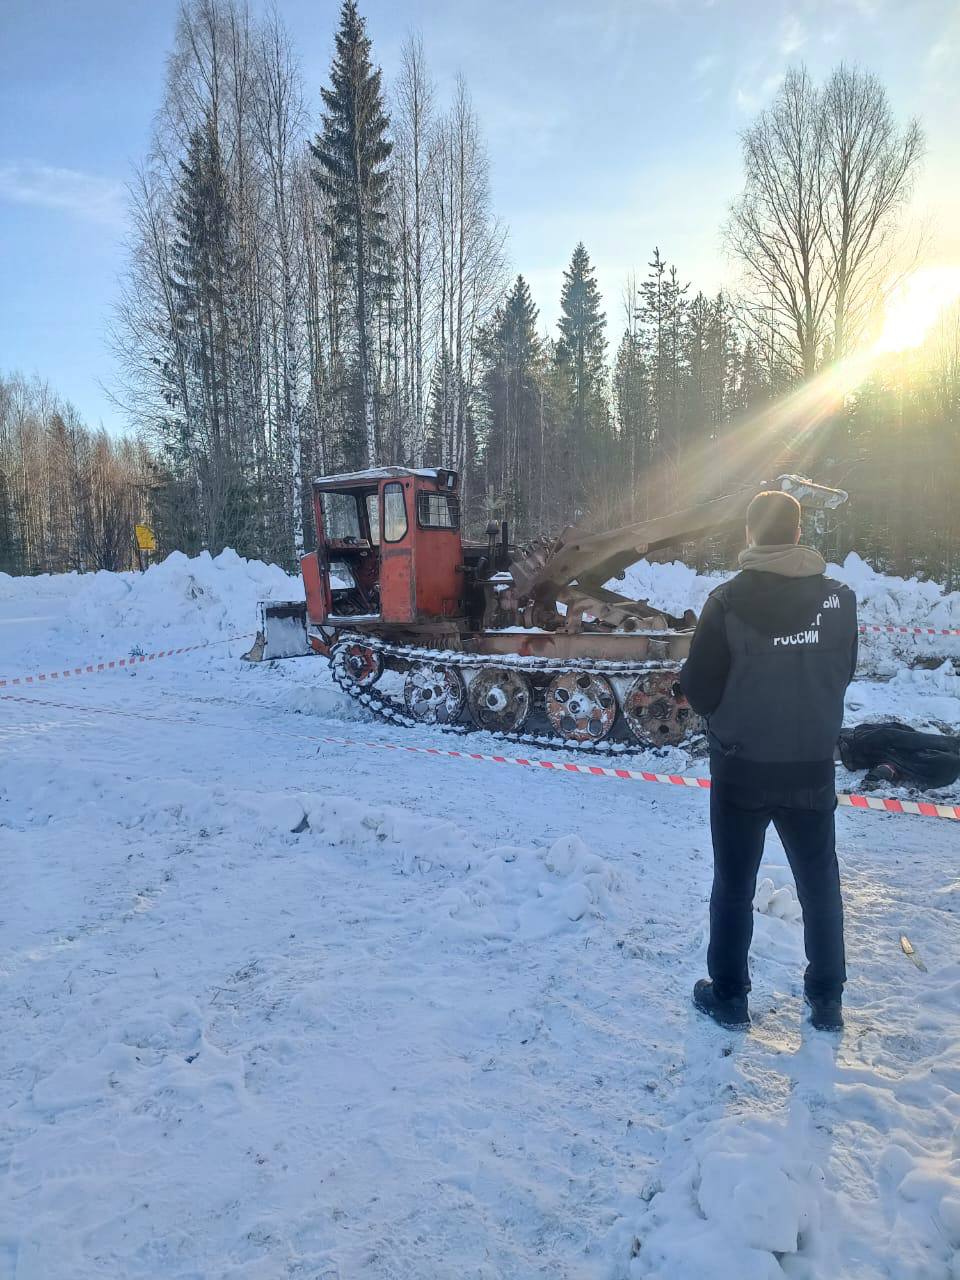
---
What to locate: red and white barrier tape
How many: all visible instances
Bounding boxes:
[2,692,958,821]
[318,735,960,819]
[0,633,255,690]
[0,619,955,691]
[859,623,960,636]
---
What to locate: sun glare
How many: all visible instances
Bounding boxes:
[873,266,960,354]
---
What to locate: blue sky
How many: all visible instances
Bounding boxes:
[2,0,958,433]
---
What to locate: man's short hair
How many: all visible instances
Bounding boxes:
[746,490,802,546]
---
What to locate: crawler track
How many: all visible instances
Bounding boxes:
[329,633,704,756]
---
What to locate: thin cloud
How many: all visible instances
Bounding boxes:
[926,36,956,71]
[0,161,125,227]
[779,13,807,56]
[922,6,960,97]
[691,53,720,81]
[840,0,881,16]
[735,73,785,113]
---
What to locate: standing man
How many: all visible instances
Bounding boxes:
[679,490,858,1032]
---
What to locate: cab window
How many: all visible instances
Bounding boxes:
[321,491,361,541]
[365,493,381,545]
[383,483,408,542]
[417,491,460,530]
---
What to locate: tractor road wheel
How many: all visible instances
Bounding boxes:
[404,664,466,725]
[467,668,532,734]
[623,671,698,747]
[545,671,617,743]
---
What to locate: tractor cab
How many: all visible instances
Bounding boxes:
[302,467,465,632]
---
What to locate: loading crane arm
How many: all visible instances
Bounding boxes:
[506,475,848,633]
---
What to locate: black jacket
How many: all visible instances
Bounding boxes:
[679,569,858,792]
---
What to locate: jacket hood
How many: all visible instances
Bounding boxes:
[737,543,827,577]
[722,565,829,637]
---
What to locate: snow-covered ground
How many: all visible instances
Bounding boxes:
[1,551,959,1279]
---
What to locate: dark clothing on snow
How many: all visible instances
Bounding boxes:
[708,783,846,1002]
[679,554,858,793]
[679,545,857,1008]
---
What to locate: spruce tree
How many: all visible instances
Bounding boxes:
[637,247,688,509]
[170,119,234,455]
[555,243,607,520]
[168,116,254,555]
[481,276,542,534]
[310,0,392,468]
[556,243,606,423]
[613,330,650,518]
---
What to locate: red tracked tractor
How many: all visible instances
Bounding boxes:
[246,467,847,752]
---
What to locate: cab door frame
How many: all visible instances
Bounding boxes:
[376,476,416,623]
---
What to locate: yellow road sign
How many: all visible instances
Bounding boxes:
[135,524,157,552]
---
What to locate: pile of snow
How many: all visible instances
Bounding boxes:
[630,1105,826,1278]
[754,873,803,924]
[836,552,960,631]
[2,543,957,680]
[436,831,617,941]
[0,549,302,673]
[614,551,960,632]
[845,658,960,738]
[610,558,723,619]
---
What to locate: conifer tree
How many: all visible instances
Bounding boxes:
[555,243,608,519]
[613,329,650,517]
[310,0,392,468]
[556,243,606,424]
[481,275,542,533]
[168,116,256,555]
[637,247,688,508]
[170,119,235,459]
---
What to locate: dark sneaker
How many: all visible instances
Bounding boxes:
[806,995,844,1031]
[693,979,750,1029]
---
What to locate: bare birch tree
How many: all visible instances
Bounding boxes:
[727,64,923,375]
[393,33,436,463]
[820,64,923,357]
[726,67,830,378]
[429,77,506,498]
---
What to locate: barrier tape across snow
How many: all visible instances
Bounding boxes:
[323,734,960,821]
[859,624,960,636]
[0,621,957,691]
[0,633,256,689]
[2,691,958,822]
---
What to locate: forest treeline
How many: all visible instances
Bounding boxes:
[0,372,153,576]
[3,0,959,589]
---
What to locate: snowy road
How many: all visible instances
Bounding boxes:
[2,549,959,1278]
[2,643,959,1280]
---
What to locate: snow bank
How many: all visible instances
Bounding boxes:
[614,551,960,632]
[610,558,723,619]
[835,552,960,630]
[613,551,960,681]
[3,542,956,680]
[0,548,302,672]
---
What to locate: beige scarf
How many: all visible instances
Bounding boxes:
[737,543,826,577]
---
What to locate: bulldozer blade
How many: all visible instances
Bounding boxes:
[243,600,311,662]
